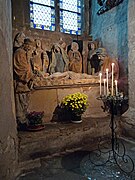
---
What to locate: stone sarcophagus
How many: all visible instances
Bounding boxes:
[28,72,107,122]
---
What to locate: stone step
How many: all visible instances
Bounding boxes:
[18,116,113,165]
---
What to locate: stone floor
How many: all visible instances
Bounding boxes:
[16,115,135,180]
[17,138,135,180]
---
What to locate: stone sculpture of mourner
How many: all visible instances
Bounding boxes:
[96,48,119,80]
[13,32,26,53]
[33,39,49,73]
[49,40,69,74]
[68,42,82,73]
[13,37,36,130]
[87,40,100,75]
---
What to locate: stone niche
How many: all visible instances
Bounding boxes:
[29,74,107,122]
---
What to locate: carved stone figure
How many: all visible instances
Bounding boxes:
[13,37,36,129]
[68,42,82,73]
[96,48,119,80]
[33,71,99,87]
[87,41,100,75]
[49,40,69,74]
[43,51,50,73]
[13,32,26,53]
[33,39,49,73]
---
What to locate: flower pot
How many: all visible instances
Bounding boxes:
[71,119,82,123]
[27,124,45,131]
[71,114,82,123]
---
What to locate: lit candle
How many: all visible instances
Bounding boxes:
[115,80,118,96]
[103,79,106,96]
[106,69,109,95]
[99,72,102,96]
[111,63,115,96]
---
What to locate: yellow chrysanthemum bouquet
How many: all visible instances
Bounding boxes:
[61,92,89,117]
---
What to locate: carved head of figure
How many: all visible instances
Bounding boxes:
[35,39,42,48]
[58,39,67,50]
[88,41,98,51]
[96,47,107,64]
[23,38,35,51]
[13,32,26,48]
[52,44,61,53]
[71,42,79,51]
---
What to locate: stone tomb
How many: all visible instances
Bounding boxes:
[29,75,107,122]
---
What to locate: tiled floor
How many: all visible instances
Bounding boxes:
[17,138,135,180]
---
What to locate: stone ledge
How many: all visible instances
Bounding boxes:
[34,82,99,90]
[18,116,114,163]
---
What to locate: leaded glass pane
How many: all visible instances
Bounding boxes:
[60,0,77,12]
[30,1,55,31]
[30,0,82,34]
[31,0,54,7]
[63,11,77,30]
[59,0,81,35]
[59,0,81,13]
[60,10,81,35]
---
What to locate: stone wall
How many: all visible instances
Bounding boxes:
[128,0,135,110]
[0,0,18,179]
[120,0,135,139]
[91,0,128,69]
[90,0,135,139]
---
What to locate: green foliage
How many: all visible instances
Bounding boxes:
[26,111,44,125]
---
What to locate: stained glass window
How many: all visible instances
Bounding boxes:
[30,0,82,35]
[30,0,55,31]
[59,0,81,35]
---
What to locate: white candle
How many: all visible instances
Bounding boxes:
[103,79,106,96]
[106,69,109,95]
[111,63,115,96]
[115,80,118,96]
[99,72,102,96]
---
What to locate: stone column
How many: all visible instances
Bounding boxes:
[121,0,135,139]
[0,0,18,179]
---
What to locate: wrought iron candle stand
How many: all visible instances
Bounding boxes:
[88,95,134,174]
